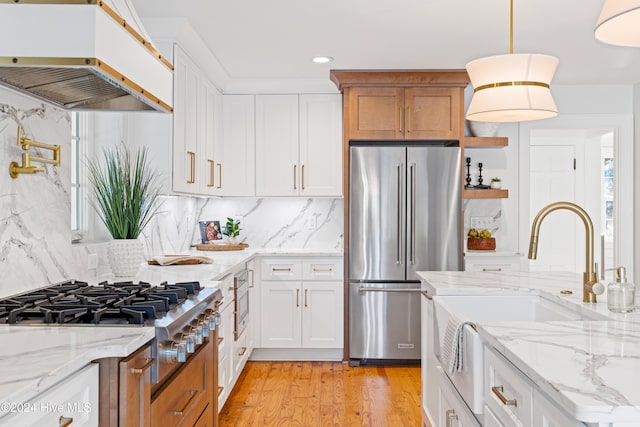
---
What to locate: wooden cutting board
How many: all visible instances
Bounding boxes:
[192,243,249,251]
[147,258,203,265]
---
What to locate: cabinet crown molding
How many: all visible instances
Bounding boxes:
[330,69,470,91]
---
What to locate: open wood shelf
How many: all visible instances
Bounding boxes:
[463,188,509,199]
[462,136,508,147]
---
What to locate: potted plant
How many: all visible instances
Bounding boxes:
[490,177,502,189]
[225,217,242,244]
[87,144,161,276]
[467,228,496,250]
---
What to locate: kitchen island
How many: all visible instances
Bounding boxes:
[418,270,640,426]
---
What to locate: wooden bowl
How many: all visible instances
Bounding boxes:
[467,237,496,251]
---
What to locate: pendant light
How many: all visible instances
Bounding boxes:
[595,0,640,46]
[465,0,559,122]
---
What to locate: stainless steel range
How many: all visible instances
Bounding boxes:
[0,279,223,425]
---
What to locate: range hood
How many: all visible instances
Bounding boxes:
[0,0,173,112]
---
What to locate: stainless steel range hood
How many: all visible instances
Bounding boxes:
[0,0,173,112]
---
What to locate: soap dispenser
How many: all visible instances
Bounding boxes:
[607,266,635,313]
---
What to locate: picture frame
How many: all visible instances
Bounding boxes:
[198,220,222,244]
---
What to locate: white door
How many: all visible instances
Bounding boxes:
[221,95,255,196]
[260,282,302,348]
[172,46,200,193]
[255,94,299,196]
[301,281,343,348]
[199,80,221,195]
[299,94,343,196]
[529,144,579,272]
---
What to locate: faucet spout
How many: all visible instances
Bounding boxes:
[528,201,598,303]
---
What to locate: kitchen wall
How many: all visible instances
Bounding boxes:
[0,86,80,298]
[141,196,343,255]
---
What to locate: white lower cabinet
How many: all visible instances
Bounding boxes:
[259,257,343,350]
[0,363,99,427]
[464,254,522,272]
[217,274,235,411]
[438,368,481,427]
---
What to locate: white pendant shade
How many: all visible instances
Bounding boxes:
[465,53,559,122]
[595,0,640,46]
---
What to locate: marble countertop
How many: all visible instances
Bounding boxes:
[0,326,155,413]
[418,270,640,423]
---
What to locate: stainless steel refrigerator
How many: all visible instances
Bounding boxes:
[349,142,462,364]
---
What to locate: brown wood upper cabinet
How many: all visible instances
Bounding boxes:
[331,70,470,141]
[347,86,461,140]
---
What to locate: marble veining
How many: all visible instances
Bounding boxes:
[0,326,155,408]
[419,270,640,423]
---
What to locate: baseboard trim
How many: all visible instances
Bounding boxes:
[249,348,343,361]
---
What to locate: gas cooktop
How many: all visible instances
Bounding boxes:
[0,279,203,325]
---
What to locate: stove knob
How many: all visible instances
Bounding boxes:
[200,319,210,338]
[214,312,221,326]
[161,341,186,363]
[178,333,195,353]
[207,314,217,331]
[191,324,204,345]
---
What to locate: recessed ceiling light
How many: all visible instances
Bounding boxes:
[312,56,334,64]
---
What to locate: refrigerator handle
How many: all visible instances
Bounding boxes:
[397,163,403,265]
[409,162,416,265]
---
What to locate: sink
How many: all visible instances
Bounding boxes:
[435,294,608,323]
[431,294,608,415]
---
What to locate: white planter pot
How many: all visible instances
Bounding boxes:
[490,181,502,189]
[107,239,145,277]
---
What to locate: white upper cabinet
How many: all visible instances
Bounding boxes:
[221,95,256,196]
[299,94,343,196]
[172,45,223,195]
[256,94,343,197]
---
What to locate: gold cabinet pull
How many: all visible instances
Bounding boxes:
[187,151,195,183]
[293,164,297,190]
[491,385,518,407]
[296,289,300,307]
[249,269,254,288]
[238,346,247,357]
[272,267,292,272]
[482,268,503,272]
[312,267,333,272]
[406,106,412,133]
[217,386,224,397]
[171,389,197,416]
[217,163,222,189]
[207,160,214,187]
[218,337,224,345]
[304,289,308,307]
[397,106,403,133]
[301,164,305,190]
[59,416,74,427]
[130,358,155,374]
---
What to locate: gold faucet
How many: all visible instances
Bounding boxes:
[528,201,599,303]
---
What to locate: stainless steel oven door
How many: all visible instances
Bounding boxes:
[234,270,249,340]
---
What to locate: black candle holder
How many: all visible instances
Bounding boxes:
[464,157,473,189]
[474,162,490,189]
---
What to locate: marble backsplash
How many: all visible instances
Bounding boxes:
[141,196,344,255]
[0,87,79,297]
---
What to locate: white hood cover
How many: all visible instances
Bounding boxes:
[0,0,173,112]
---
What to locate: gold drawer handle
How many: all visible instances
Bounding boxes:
[312,267,333,272]
[171,389,197,416]
[482,268,502,272]
[238,346,247,356]
[218,337,224,345]
[59,416,74,427]
[208,160,214,187]
[301,164,305,190]
[272,267,292,272]
[130,358,155,374]
[491,385,518,407]
[218,386,224,397]
[187,151,195,184]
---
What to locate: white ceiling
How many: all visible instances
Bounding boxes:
[130,0,640,86]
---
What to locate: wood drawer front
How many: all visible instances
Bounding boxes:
[302,257,343,280]
[261,258,302,280]
[151,341,213,427]
[120,343,153,427]
[485,347,532,427]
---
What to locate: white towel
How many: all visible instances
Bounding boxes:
[433,298,475,376]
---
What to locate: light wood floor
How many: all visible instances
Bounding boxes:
[219,361,421,427]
